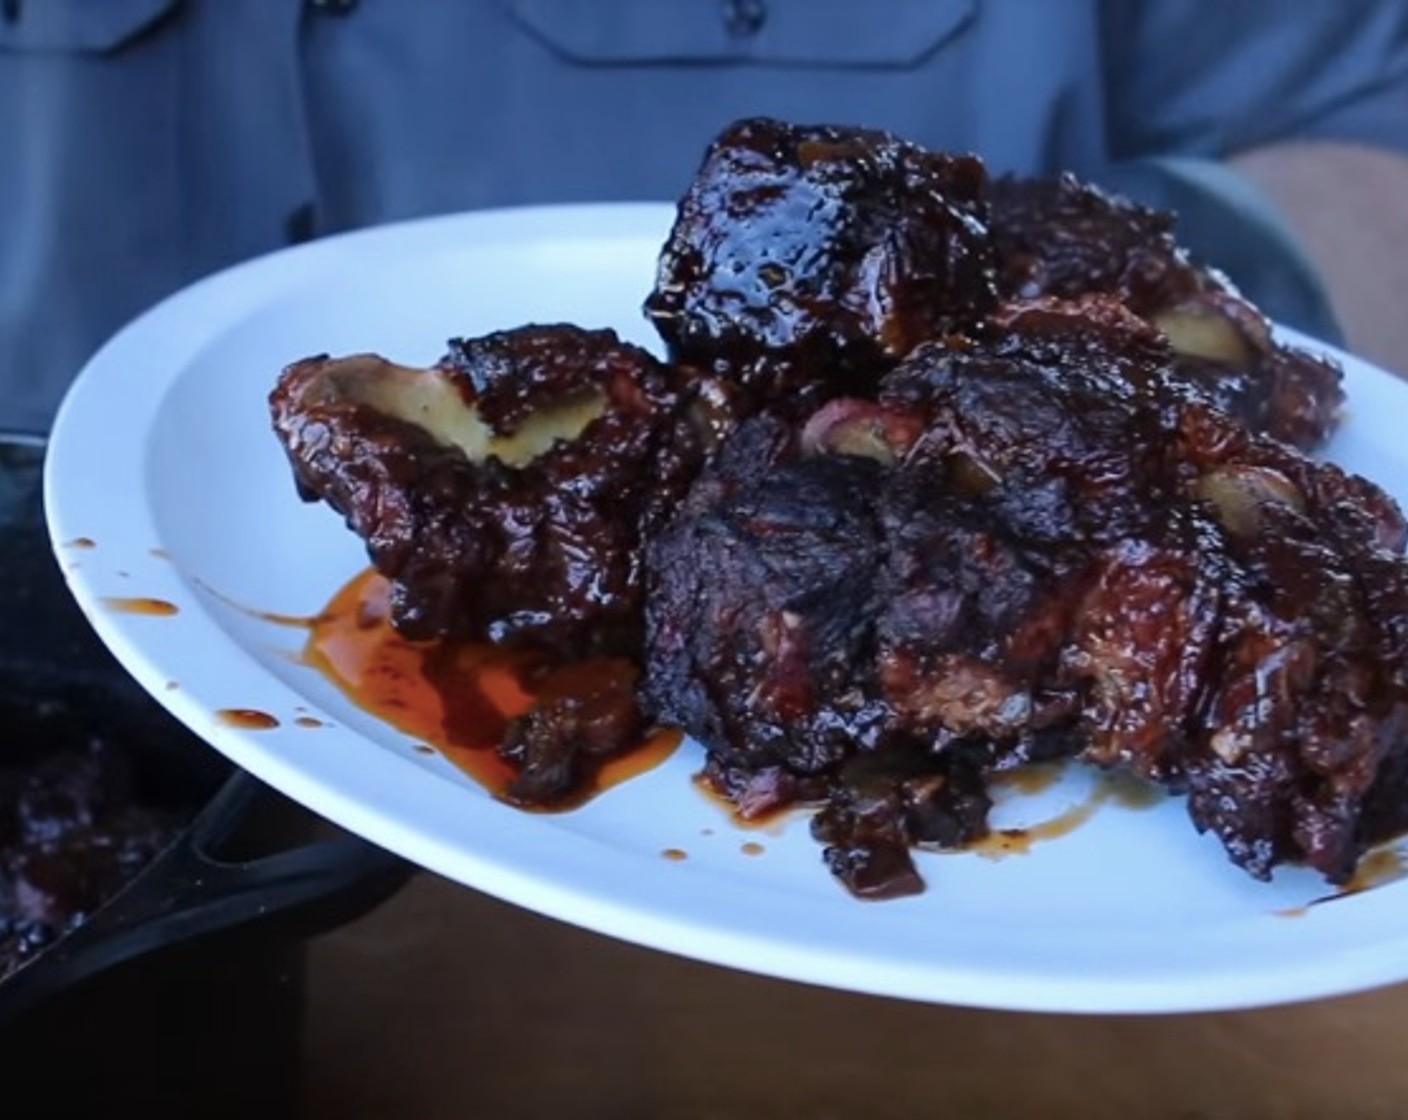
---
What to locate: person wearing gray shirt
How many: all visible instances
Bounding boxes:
[1,0,1406,433]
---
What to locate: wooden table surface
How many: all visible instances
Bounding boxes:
[299,871,1408,1119]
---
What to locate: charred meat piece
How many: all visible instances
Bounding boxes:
[642,418,1020,894]
[989,172,1205,316]
[498,659,646,808]
[643,416,894,818]
[878,305,1408,883]
[645,117,996,407]
[989,173,1343,449]
[270,324,731,657]
[872,469,1085,762]
[878,298,1188,545]
[1169,408,1408,881]
[2,740,179,978]
[811,749,993,900]
[649,291,1408,894]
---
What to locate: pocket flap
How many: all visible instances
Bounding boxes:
[0,0,181,53]
[508,0,975,68]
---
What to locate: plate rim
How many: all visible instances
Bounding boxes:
[42,201,1408,1015]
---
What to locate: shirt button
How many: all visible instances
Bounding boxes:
[721,0,766,38]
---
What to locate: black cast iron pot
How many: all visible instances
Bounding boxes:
[0,433,412,1041]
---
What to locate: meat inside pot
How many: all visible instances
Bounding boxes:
[1,724,181,981]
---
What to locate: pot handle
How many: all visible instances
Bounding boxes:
[0,771,413,1026]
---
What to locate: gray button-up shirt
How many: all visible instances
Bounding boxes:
[2,0,1406,432]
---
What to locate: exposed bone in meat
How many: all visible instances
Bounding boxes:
[989,173,1344,449]
[269,116,1394,900]
[645,296,1408,894]
[269,324,733,656]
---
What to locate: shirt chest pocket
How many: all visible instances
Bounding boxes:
[506,0,975,68]
[0,0,181,53]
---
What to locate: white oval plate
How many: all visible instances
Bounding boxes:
[43,203,1408,1014]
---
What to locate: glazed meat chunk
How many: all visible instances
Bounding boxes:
[647,293,1408,894]
[643,415,892,815]
[989,173,1344,449]
[270,324,730,657]
[645,117,997,407]
[989,172,1204,316]
[642,417,1003,897]
[879,299,1408,882]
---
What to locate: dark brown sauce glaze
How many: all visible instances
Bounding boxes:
[1304,848,1407,912]
[216,708,281,731]
[690,772,811,834]
[970,769,1161,860]
[1342,847,1406,893]
[990,762,1064,798]
[302,569,681,810]
[192,576,328,629]
[972,794,1105,859]
[101,596,179,617]
[1276,848,1406,917]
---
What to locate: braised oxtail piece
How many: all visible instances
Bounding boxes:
[879,298,1408,884]
[646,116,998,410]
[989,173,1344,449]
[642,416,1004,897]
[270,324,733,658]
[647,292,1408,897]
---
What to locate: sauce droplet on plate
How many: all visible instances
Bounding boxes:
[66,537,96,550]
[102,596,179,617]
[294,716,325,729]
[217,708,281,730]
[741,841,765,857]
[662,848,688,862]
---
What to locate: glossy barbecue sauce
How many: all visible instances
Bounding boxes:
[1275,849,1407,917]
[302,569,681,809]
[101,596,179,617]
[216,708,281,731]
[974,769,1165,858]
